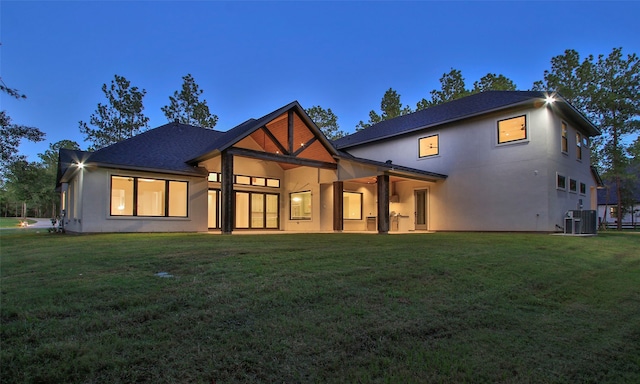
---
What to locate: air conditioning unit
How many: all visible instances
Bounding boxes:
[564,210,597,235]
[580,210,597,234]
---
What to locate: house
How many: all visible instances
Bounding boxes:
[56,91,600,234]
[597,167,640,229]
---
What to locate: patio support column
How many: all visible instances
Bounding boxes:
[377,174,390,234]
[333,181,344,232]
[221,150,234,235]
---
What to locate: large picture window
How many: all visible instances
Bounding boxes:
[497,115,527,144]
[343,192,363,220]
[290,191,311,220]
[138,178,165,216]
[110,176,188,217]
[168,181,188,217]
[111,176,134,216]
[418,135,439,158]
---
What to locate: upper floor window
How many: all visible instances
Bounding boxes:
[419,134,439,157]
[561,122,568,153]
[576,132,582,160]
[497,115,527,144]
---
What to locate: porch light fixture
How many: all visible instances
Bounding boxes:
[75,162,85,169]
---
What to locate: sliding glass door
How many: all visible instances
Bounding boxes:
[235,191,279,229]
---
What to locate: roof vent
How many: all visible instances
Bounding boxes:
[385,160,392,165]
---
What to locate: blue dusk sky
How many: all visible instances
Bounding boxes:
[2,1,639,161]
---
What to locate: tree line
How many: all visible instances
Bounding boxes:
[2,48,638,227]
[0,73,216,217]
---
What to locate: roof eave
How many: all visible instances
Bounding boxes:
[189,149,221,165]
[555,95,601,136]
[72,161,208,178]
[338,154,447,182]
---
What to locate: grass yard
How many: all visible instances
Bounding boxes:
[1,231,639,383]
[0,218,36,229]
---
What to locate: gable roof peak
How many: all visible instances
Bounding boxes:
[188,100,339,163]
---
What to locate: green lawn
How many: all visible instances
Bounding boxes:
[1,231,639,383]
[0,218,36,228]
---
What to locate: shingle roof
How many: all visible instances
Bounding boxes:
[334,91,599,149]
[57,101,341,184]
[57,122,224,184]
[337,150,447,181]
[597,166,640,205]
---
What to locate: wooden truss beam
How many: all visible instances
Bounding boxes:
[227,147,337,170]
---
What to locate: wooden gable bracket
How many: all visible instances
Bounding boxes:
[260,125,289,155]
[292,137,318,157]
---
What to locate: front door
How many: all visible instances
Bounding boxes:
[415,189,428,230]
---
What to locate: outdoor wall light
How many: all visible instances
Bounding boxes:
[76,162,85,169]
[545,94,556,105]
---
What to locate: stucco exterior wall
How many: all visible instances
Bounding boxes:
[345,105,597,231]
[65,167,207,233]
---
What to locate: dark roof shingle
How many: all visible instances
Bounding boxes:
[334,91,597,149]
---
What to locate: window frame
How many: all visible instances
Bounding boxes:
[343,191,363,220]
[137,178,167,217]
[418,134,439,158]
[576,132,582,160]
[110,176,135,216]
[209,172,280,188]
[556,173,567,191]
[569,178,578,193]
[497,115,528,145]
[109,175,189,218]
[208,189,221,229]
[233,191,280,230]
[561,122,568,153]
[579,182,586,195]
[290,191,312,221]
